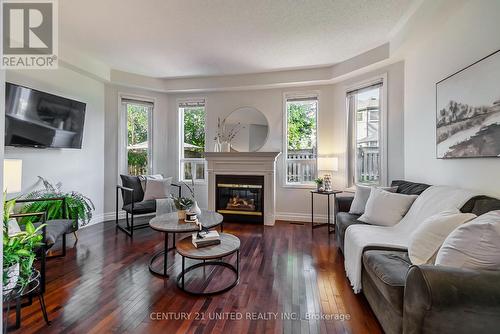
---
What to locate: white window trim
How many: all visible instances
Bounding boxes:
[118,93,155,180]
[178,97,207,184]
[344,73,388,189]
[282,91,320,188]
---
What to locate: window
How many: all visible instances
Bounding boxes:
[284,95,318,185]
[347,81,384,186]
[122,99,153,176]
[179,100,206,182]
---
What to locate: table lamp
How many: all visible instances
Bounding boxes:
[3,159,23,194]
[318,156,338,192]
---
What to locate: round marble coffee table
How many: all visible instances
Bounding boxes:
[148,210,223,278]
[176,233,240,295]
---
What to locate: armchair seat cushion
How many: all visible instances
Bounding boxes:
[35,219,75,246]
[362,250,412,314]
[122,200,156,214]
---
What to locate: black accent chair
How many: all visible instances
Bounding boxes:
[116,175,181,237]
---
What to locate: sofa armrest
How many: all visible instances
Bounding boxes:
[404,265,500,334]
[336,195,354,213]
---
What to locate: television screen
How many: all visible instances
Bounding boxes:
[5,82,86,149]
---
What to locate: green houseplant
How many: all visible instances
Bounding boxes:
[19,176,95,227]
[173,197,194,220]
[3,195,46,292]
[314,177,324,191]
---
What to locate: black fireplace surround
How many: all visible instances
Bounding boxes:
[216,175,264,224]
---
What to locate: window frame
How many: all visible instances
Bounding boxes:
[345,74,388,189]
[282,91,320,188]
[118,94,155,177]
[178,98,207,184]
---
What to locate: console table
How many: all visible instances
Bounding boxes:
[311,190,342,233]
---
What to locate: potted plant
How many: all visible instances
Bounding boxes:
[182,179,201,215]
[174,197,194,220]
[19,176,95,228]
[3,195,45,294]
[314,177,324,191]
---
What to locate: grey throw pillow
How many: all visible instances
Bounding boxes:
[143,177,172,201]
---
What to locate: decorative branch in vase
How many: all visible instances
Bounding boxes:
[214,117,242,152]
[182,179,201,215]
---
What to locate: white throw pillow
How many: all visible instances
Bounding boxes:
[139,174,163,192]
[358,188,418,226]
[436,210,500,270]
[143,177,172,201]
[408,210,476,265]
[349,185,398,215]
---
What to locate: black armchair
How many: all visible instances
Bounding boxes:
[14,197,78,258]
[116,175,181,237]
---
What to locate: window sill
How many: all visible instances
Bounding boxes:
[179,180,207,186]
[282,183,316,190]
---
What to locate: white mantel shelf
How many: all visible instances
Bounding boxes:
[205,152,281,226]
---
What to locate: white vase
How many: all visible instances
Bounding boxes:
[190,201,202,215]
[214,138,221,152]
[3,263,19,295]
[221,141,231,152]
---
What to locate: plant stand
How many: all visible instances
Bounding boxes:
[2,270,50,333]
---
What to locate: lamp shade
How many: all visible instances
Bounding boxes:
[317,156,338,172]
[3,159,23,194]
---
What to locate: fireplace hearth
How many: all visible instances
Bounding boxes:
[216,175,264,224]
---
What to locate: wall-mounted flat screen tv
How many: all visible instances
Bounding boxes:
[5,82,86,149]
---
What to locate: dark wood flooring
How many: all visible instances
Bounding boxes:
[8,218,382,334]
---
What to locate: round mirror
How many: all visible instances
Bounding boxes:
[225,107,269,152]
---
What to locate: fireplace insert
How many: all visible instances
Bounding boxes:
[216,175,264,224]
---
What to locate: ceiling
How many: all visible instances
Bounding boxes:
[59,0,416,79]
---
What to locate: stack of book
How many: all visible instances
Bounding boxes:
[192,230,221,248]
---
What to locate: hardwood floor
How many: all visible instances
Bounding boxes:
[8,218,382,334]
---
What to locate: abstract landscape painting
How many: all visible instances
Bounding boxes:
[436,50,500,158]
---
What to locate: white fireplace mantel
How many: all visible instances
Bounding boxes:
[205,152,281,226]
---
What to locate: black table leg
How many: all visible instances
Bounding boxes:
[327,194,331,232]
[182,256,185,289]
[38,293,51,325]
[163,232,169,276]
[311,192,314,231]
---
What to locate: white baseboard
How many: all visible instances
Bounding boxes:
[275,212,334,224]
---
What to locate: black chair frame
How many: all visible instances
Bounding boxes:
[116,183,182,237]
[14,197,78,258]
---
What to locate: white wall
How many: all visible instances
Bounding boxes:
[404,0,500,197]
[166,61,405,220]
[5,67,106,224]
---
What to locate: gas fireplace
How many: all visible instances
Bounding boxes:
[216,175,264,224]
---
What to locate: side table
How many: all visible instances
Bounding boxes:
[311,190,342,234]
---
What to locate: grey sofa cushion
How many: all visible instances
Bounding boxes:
[391,180,431,195]
[35,219,74,247]
[120,174,145,205]
[460,195,500,216]
[122,200,156,215]
[335,212,367,253]
[362,250,412,314]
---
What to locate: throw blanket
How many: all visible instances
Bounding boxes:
[156,197,176,216]
[344,185,476,293]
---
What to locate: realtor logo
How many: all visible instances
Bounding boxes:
[2,0,58,69]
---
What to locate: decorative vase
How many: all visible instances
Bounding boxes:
[214,138,221,152]
[190,201,202,215]
[3,263,19,295]
[220,141,231,152]
[177,210,186,220]
[323,174,332,192]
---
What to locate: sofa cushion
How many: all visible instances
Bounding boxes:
[335,212,367,252]
[362,250,412,313]
[123,200,156,215]
[120,174,145,205]
[35,219,74,247]
[460,195,500,216]
[391,180,431,196]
